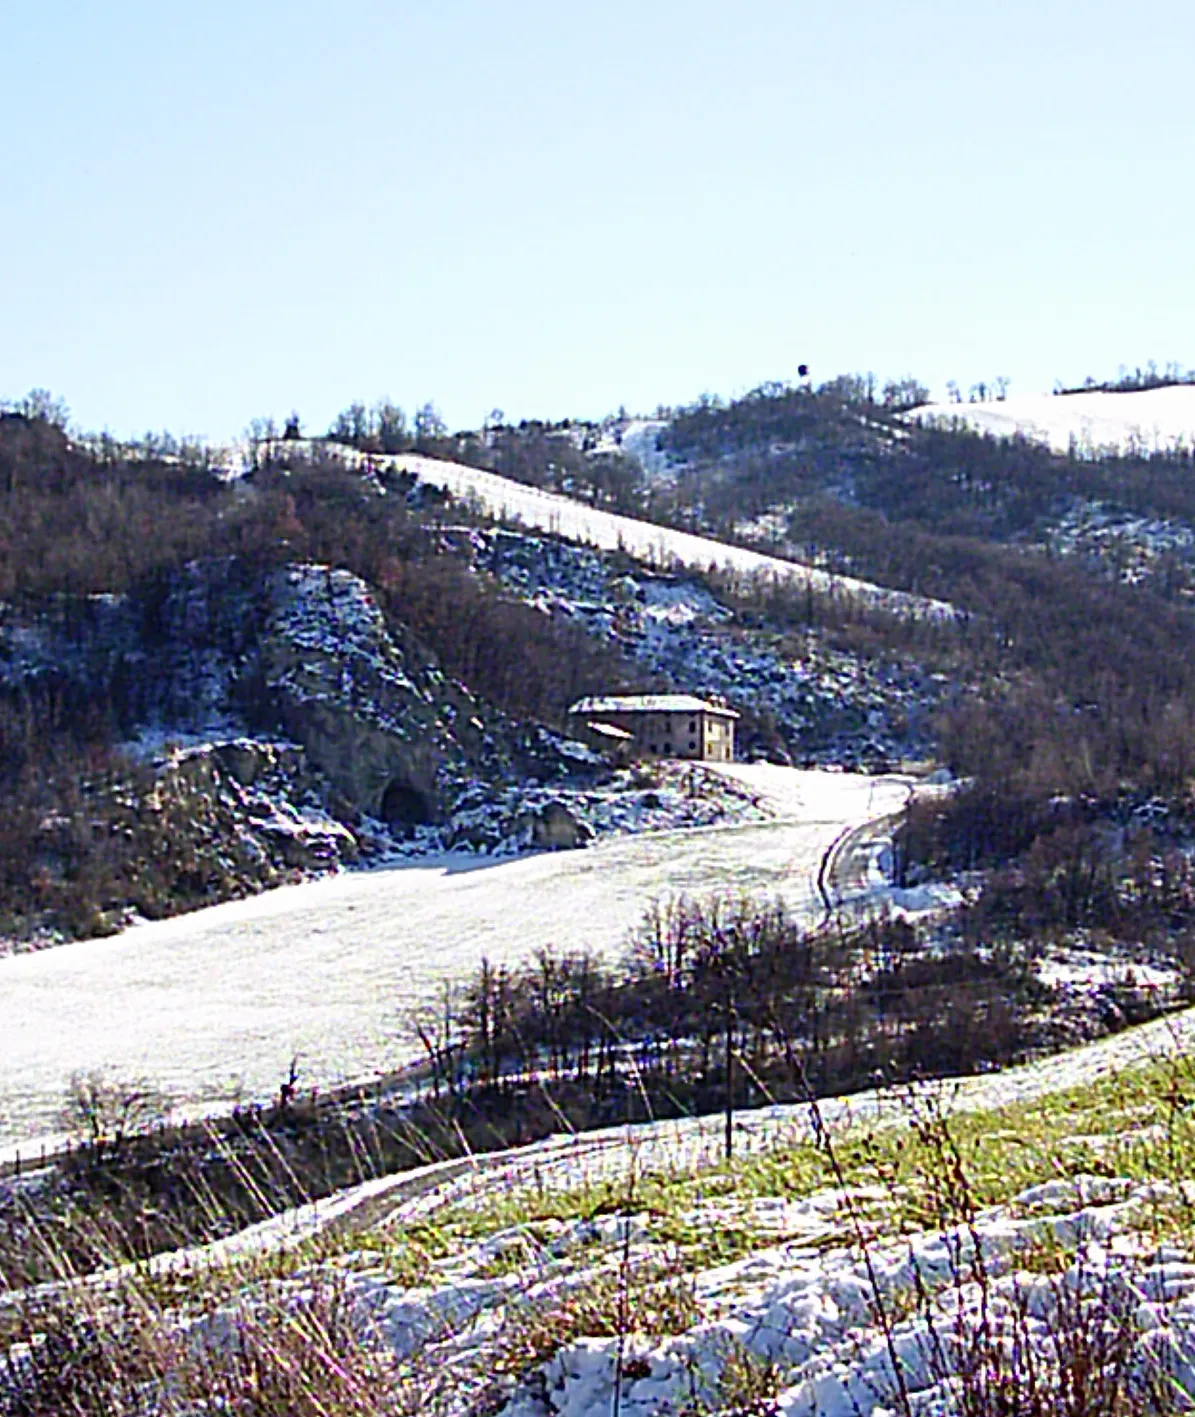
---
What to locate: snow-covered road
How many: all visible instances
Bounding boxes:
[0,768,909,1159]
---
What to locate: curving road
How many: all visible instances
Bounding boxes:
[0,767,910,1159]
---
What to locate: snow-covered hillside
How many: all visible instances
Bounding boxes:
[265,440,951,619]
[393,454,953,618]
[595,417,675,479]
[1036,499,1195,586]
[476,529,942,768]
[909,385,1195,456]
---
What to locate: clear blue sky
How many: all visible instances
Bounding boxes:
[3,0,1192,442]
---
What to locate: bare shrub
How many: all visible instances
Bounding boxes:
[179,1274,416,1417]
[679,1338,783,1416]
[0,1297,162,1417]
[804,1084,1188,1417]
[60,1070,170,1166]
[0,1275,425,1417]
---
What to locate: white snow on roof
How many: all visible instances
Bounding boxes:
[907,385,1195,457]
[570,694,739,718]
[585,721,635,740]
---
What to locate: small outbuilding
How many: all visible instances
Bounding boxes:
[568,694,738,762]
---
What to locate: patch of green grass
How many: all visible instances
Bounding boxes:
[718,1059,1195,1234]
[642,1210,765,1269]
[473,1234,549,1281]
[67,1055,1195,1336]
[345,1219,458,1288]
[9,1054,1195,1417]
[365,1058,1195,1275]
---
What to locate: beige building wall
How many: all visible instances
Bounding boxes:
[635,710,705,758]
[702,713,734,762]
[579,708,735,761]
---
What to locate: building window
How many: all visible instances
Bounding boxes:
[689,740,697,751]
[663,742,672,755]
[649,743,658,754]
[689,719,697,733]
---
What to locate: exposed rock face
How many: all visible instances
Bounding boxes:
[520,801,595,850]
[211,740,267,786]
[0,589,140,693]
[257,565,483,825]
[1,553,610,945]
[154,740,360,874]
[2,558,576,835]
[5,559,258,733]
[9,736,363,941]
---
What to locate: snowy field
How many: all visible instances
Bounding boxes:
[908,384,1195,456]
[0,767,909,1160]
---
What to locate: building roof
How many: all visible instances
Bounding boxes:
[585,721,635,742]
[569,694,739,719]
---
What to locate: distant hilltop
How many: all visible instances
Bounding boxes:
[908,383,1195,457]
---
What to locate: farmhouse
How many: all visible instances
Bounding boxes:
[568,694,738,762]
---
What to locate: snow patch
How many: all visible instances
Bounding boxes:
[909,386,1195,458]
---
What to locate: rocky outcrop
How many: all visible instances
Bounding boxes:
[150,739,360,874]
[7,737,362,943]
[0,554,606,944]
[519,801,594,850]
[1,558,563,834]
[256,565,484,826]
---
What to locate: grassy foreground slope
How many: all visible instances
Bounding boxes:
[7,1013,1195,1414]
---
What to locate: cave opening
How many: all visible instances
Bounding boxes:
[380,779,432,832]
